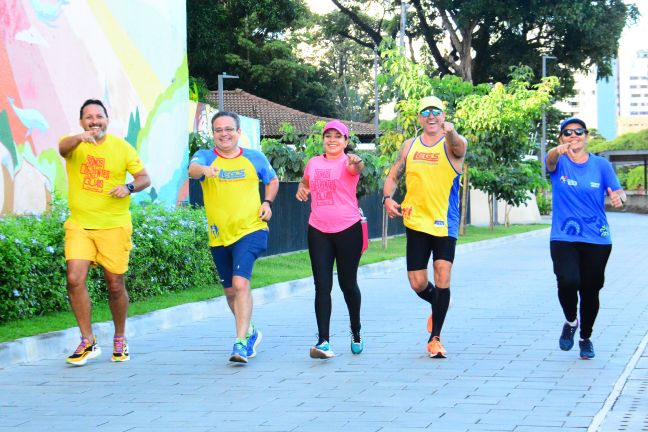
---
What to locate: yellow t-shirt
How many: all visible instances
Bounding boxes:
[401,136,462,238]
[190,148,277,247]
[62,133,145,229]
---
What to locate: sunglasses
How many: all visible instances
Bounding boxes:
[213,127,237,134]
[420,108,443,117]
[561,128,588,137]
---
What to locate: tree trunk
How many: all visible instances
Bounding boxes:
[488,193,494,230]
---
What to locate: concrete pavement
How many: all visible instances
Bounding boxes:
[0,212,647,432]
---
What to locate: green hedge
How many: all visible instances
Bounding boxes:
[0,202,218,324]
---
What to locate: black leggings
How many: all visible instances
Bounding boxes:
[550,241,612,339]
[308,221,363,341]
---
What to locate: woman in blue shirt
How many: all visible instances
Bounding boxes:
[546,117,626,359]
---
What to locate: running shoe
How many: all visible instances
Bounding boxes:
[66,336,101,366]
[246,326,262,358]
[111,336,130,362]
[351,331,364,355]
[229,341,248,363]
[427,313,433,333]
[579,339,595,359]
[427,336,447,358]
[559,322,578,351]
[310,341,335,359]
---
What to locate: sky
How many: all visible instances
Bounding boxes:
[305,0,335,14]
[620,0,648,52]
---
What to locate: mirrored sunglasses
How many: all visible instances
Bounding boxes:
[561,128,588,137]
[420,108,443,117]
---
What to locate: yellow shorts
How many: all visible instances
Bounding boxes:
[64,219,133,274]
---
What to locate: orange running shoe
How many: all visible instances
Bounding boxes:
[427,314,433,333]
[427,336,447,358]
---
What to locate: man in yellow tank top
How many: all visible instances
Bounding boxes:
[383,95,467,358]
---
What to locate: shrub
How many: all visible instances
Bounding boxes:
[0,202,218,324]
[261,121,387,198]
[536,190,552,215]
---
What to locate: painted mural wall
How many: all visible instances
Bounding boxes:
[0,0,189,214]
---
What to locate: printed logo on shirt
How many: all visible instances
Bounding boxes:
[434,220,445,227]
[599,224,610,237]
[210,224,219,237]
[560,175,578,186]
[402,206,413,219]
[80,155,110,193]
[590,182,600,188]
[561,217,583,236]
[312,168,336,206]
[412,151,439,163]
[219,169,245,180]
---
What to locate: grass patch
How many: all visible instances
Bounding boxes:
[0,224,547,343]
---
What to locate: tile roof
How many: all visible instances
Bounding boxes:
[206,89,378,140]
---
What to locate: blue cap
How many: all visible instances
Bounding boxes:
[560,117,587,132]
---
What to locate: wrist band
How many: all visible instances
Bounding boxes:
[263,199,273,208]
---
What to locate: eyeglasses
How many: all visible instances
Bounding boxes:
[420,108,443,117]
[561,128,588,137]
[213,127,237,134]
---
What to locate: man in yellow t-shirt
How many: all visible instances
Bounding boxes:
[383,95,467,359]
[59,99,150,366]
[189,111,278,364]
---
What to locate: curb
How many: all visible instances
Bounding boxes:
[0,227,549,367]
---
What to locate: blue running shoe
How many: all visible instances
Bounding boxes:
[559,322,578,351]
[351,331,364,354]
[579,339,595,359]
[310,341,335,359]
[246,326,262,358]
[229,341,248,363]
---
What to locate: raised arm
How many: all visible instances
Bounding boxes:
[188,162,218,180]
[345,153,365,175]
[441,122,467,159]
[58,131,100,157]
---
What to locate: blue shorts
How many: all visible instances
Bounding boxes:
[210,229,268,288]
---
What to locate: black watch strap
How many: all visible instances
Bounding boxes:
[263,199,273,208]
[382,196,391,205]
[126,183,135,194]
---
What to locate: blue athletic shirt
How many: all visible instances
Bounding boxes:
[548,153,621,245]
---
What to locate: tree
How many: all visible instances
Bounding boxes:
[187,0,335,115]
[330,0,638,90]
[456,66,559,227]
[298,11,382,122]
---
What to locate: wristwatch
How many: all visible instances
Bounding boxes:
[382,196,392,205]
[126,183,135,194]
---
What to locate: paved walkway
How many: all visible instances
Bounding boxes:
[1,212,647,432]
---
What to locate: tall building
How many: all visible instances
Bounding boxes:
[617,48,648,134]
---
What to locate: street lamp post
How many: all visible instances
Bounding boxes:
[541,55,557,179]
[218,73,239,111]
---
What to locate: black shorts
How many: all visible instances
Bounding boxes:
[406,227,457,271]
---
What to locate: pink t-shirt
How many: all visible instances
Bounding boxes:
[305,154,361,233]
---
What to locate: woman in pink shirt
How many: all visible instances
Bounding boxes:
[296,120,365,359]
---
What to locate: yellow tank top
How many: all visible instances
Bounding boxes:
[401,135,462,238]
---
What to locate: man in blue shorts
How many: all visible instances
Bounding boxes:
[188,111,278,363]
